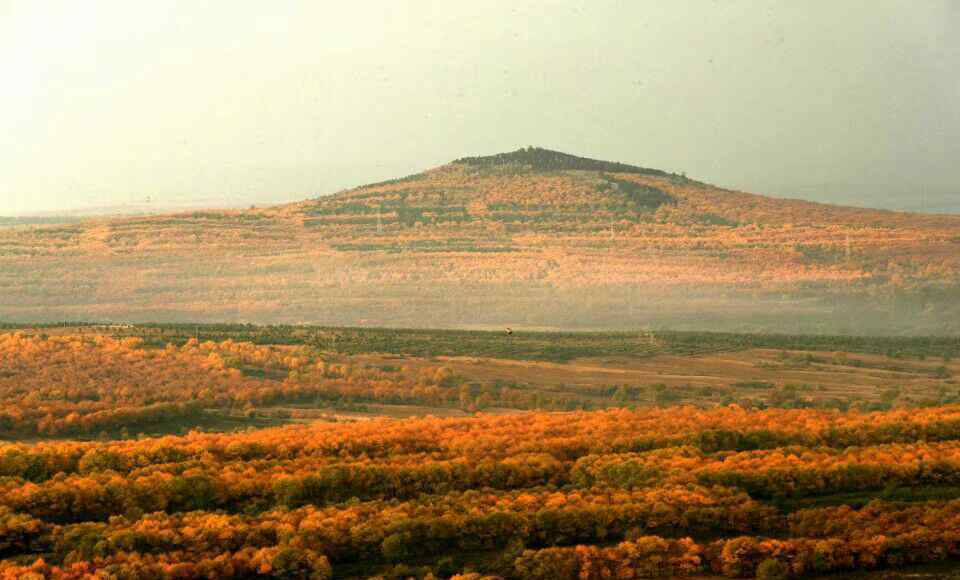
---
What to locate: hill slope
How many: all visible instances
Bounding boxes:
[1,148,958,333]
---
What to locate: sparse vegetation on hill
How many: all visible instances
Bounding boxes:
[1,149,958,332]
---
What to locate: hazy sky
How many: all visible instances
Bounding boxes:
[2,0,958,215]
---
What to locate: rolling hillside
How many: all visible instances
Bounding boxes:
[1,147,958,333]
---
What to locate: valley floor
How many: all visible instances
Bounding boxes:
[0,325,958,578]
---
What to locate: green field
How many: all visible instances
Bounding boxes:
[7,322,959,362]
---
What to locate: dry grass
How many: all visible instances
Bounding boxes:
[352,348,958,406]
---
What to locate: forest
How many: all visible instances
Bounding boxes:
[0,325,958,577]
[7,403,960,577]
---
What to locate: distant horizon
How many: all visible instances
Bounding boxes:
[5,181,957,218]
[2,195,294,218]
[3,1,957,216]
[5,146,957,217]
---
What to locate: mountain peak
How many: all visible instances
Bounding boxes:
[452,147,670,176]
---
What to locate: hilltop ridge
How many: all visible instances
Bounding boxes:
[452,146,672,176]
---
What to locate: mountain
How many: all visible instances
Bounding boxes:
[1,147,958,334]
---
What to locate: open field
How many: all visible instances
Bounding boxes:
[8,323,959,361]
[0,325,956,442]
